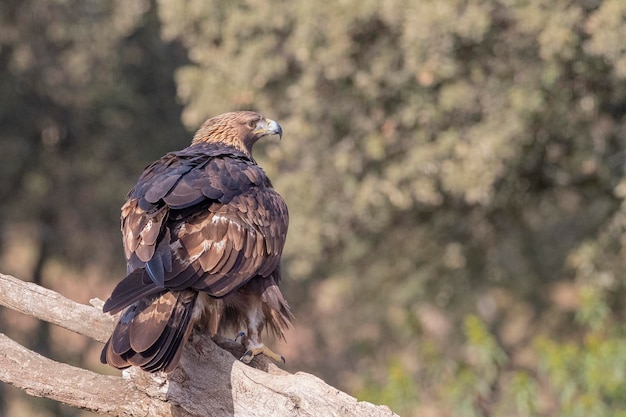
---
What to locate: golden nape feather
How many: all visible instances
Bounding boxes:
[101,111,291,373]
[192,111,283,157]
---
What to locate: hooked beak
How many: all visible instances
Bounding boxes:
[254,118,283,140]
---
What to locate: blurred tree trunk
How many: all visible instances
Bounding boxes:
[0,273,398,417]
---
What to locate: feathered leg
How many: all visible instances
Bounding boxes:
[237,298,286,364]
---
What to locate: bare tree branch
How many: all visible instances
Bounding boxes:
[0,272,399,417]
[0,273,114,343]
[0,333,169,416]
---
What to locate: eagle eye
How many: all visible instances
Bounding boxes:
[248,120,257,129]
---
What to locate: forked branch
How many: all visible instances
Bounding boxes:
[0,273,398,417]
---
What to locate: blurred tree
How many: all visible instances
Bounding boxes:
[0,0,188,270]
[2,0,626,416]
[157,0,626,415]
[0,0,188,415]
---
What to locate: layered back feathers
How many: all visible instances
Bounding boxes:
[101,111,292,373]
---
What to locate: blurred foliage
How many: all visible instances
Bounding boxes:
[535,284,626,417]
[358,358,420,417]
[2,0,626,416]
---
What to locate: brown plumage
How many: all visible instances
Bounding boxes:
[101,111,292,373]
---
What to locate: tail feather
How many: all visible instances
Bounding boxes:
[103,269,163,314]
[110,318,132,356]
[101,339,131,369]
[108,292,158,355]
[145,301,194,373]
[129,292,177,353]
[139,291,196,372]
[101,290,198,372]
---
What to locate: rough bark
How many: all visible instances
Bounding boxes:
[0,273,399,417]
[0,333,168,416]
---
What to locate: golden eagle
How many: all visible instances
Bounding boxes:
[101,111,292,372]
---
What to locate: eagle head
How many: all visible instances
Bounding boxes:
[192,111,283,156]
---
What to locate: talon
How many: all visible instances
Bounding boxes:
[240,350,254,364]
[239,345,285,364]
[233,331,246,344]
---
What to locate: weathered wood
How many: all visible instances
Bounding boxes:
[164,333,397,417]
[0,272,399,417]
[0,273,114,343]
[0,333,169,416]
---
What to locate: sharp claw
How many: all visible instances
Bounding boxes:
[233,331,246,344]
[240,350,254,364]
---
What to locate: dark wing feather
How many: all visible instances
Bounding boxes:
[168,186,288,297]
[103,269,163,314]
[162,179,205,209]
[139,155,195,205]
[107,143,287,311]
